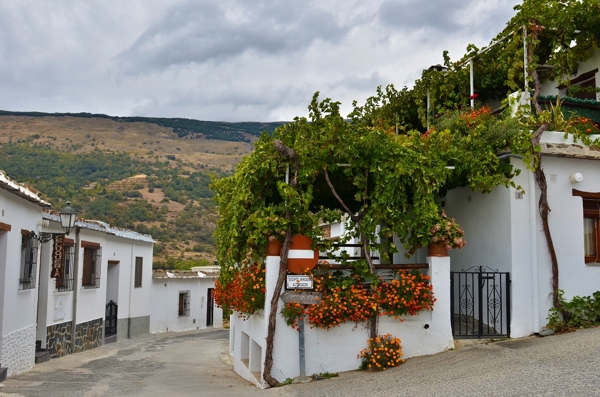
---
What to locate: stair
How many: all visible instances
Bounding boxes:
[35,340,51,364]
[35,350,51,364]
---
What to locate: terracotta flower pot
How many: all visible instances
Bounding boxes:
[266,239,282,256]
[428,241,449,257]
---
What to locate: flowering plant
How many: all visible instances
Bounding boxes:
[428,211,466,250]
[280,269,435,329]
[569,115,599,135]
[358,334,405,370]
[214,262,266,318]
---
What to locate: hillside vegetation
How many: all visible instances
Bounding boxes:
[0,110,285,142]
[0,112,280,267]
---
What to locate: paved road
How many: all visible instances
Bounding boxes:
[2,327,600,396]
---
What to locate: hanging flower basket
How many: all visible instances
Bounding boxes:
[428,241,448,257]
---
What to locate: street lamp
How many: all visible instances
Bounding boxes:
[59,201,77,236]
[426,64,448,130]
[33,201,78,243]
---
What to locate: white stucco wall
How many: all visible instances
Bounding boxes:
[0,324,36,377]
[230,255,453,388]
[533,153,600,319]
[150,277,222,333]
[0,189,44,376]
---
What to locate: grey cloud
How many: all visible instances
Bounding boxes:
[118,0,358,74]
[378,0,519,38]
[378,0,464,33]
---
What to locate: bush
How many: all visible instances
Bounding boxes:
[358,334,404,370]
[547,289,600,332]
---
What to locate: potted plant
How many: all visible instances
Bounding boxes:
[427,211,466,256]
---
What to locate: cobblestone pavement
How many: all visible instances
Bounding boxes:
[0,329,266,397]
[2,327,600,397]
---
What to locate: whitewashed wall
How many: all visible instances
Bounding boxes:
[150,276,222,333]
[0,190,43,376]
[230,255,453,388]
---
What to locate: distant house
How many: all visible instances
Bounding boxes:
[150,267,222,333]
[0,171,51,378]
[37,212,154,358]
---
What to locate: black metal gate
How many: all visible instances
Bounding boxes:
[105,300,118,338]
[451,266,510,338]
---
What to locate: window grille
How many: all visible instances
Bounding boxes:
[178,291,190,317]
[56,244,75,292]
[82,246,102,289]
[20,232,38,290]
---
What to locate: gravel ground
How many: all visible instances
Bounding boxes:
[2,327,600,397]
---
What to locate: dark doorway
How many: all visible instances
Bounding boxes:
[206,288,214,327]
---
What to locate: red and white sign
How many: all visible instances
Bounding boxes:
[287,235,319,274]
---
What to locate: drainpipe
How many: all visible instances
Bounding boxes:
[71,226,81,354]
[127,240,134,338]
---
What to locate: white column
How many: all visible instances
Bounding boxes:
[427,255,453,348]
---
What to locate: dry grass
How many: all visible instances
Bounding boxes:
[0,115,254,171]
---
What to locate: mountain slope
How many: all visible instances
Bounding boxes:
[0,113,277,266]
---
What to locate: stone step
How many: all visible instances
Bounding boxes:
[35,350,51,364]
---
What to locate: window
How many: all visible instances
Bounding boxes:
[134,257,143,288]
[178,291,190,317]
[583,199,600,263]
[20,230,38,290]
[574,190,600,263]
[564,68,598,100]
[82,241,101,289]
[56,240,75,292]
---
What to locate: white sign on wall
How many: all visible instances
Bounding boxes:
[286,275,313,290]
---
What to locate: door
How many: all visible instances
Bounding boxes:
[105,300,118,338]
[206,288,214,326]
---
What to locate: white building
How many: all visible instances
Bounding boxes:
[0,171,51,377]
[445,131,600,337]
[37,212,154,358]
[0,170,154,377]
[150,267,222,333]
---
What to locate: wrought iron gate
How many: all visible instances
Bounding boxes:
[451,266,510,338]
[105,300,118,338]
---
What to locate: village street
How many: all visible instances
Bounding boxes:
[1,326,600,397]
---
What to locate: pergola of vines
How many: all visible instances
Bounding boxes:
[212,0,600,386]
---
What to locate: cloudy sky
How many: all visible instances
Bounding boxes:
[0,0,520,122]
